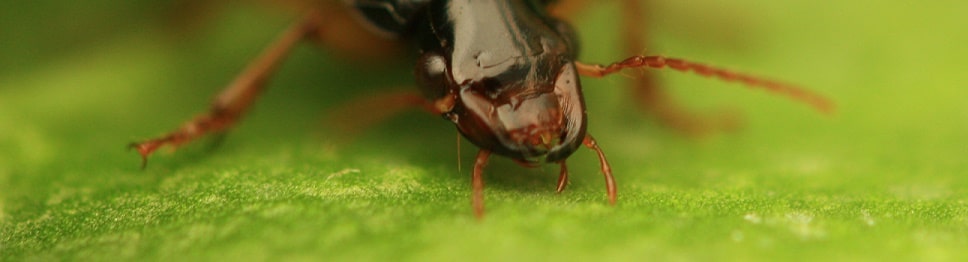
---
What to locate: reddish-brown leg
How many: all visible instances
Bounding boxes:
[295,0,402,60]
[583,135,617,205]
[575,57,835,114]
[552,0,735,135]
[621,0,749,136]
[547,0,589,18]
[621,0,649,57]
[627,0,707,133]
[556,162,569,193]
[130,12,326,168]
[472,150,492,219]
[323,90,453,137]
[161,0,400,60]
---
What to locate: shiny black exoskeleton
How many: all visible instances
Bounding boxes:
[352,0,587,164]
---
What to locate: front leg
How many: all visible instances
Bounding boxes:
[130,11,325,168]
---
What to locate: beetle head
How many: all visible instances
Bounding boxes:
[416,52,587,164]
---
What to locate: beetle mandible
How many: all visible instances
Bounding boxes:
[131,0,833,218]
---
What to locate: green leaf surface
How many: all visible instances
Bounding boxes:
[2,1,967,261]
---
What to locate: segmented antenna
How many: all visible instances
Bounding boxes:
[576,56,834,114]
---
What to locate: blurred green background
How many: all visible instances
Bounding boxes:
[2,0,966,260]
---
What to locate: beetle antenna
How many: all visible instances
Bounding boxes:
[575,56,834,114]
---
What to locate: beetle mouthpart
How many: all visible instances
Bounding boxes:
[532,131,558,151]
[539,132,553,146]
[502,122,563,155]
[509,125,560,150]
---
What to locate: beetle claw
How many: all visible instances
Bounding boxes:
[128,140,161,169]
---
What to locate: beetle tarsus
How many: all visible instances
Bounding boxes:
[128,142,152,169]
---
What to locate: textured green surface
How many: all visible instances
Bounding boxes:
[2,1,967,261]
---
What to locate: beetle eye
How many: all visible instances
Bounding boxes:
[415,52,452,100]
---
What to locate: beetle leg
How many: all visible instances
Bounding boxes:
[322,90,447,137]
[620,0,749,136]
[556,161,569,193]
[130,11,326,168]
[547,0,590,18]
[626,1,730,134]
[583,135,617,205]
[163,0,400,61]
[299,0,402,60]
[321,90,456,144]
[575,57,834,114]
[612,0,831,134]
[472,150,492,219]
[554,0,768,135]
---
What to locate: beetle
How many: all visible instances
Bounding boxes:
[131,0,833,218]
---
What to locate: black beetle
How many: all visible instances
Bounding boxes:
[132,0,833,218]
